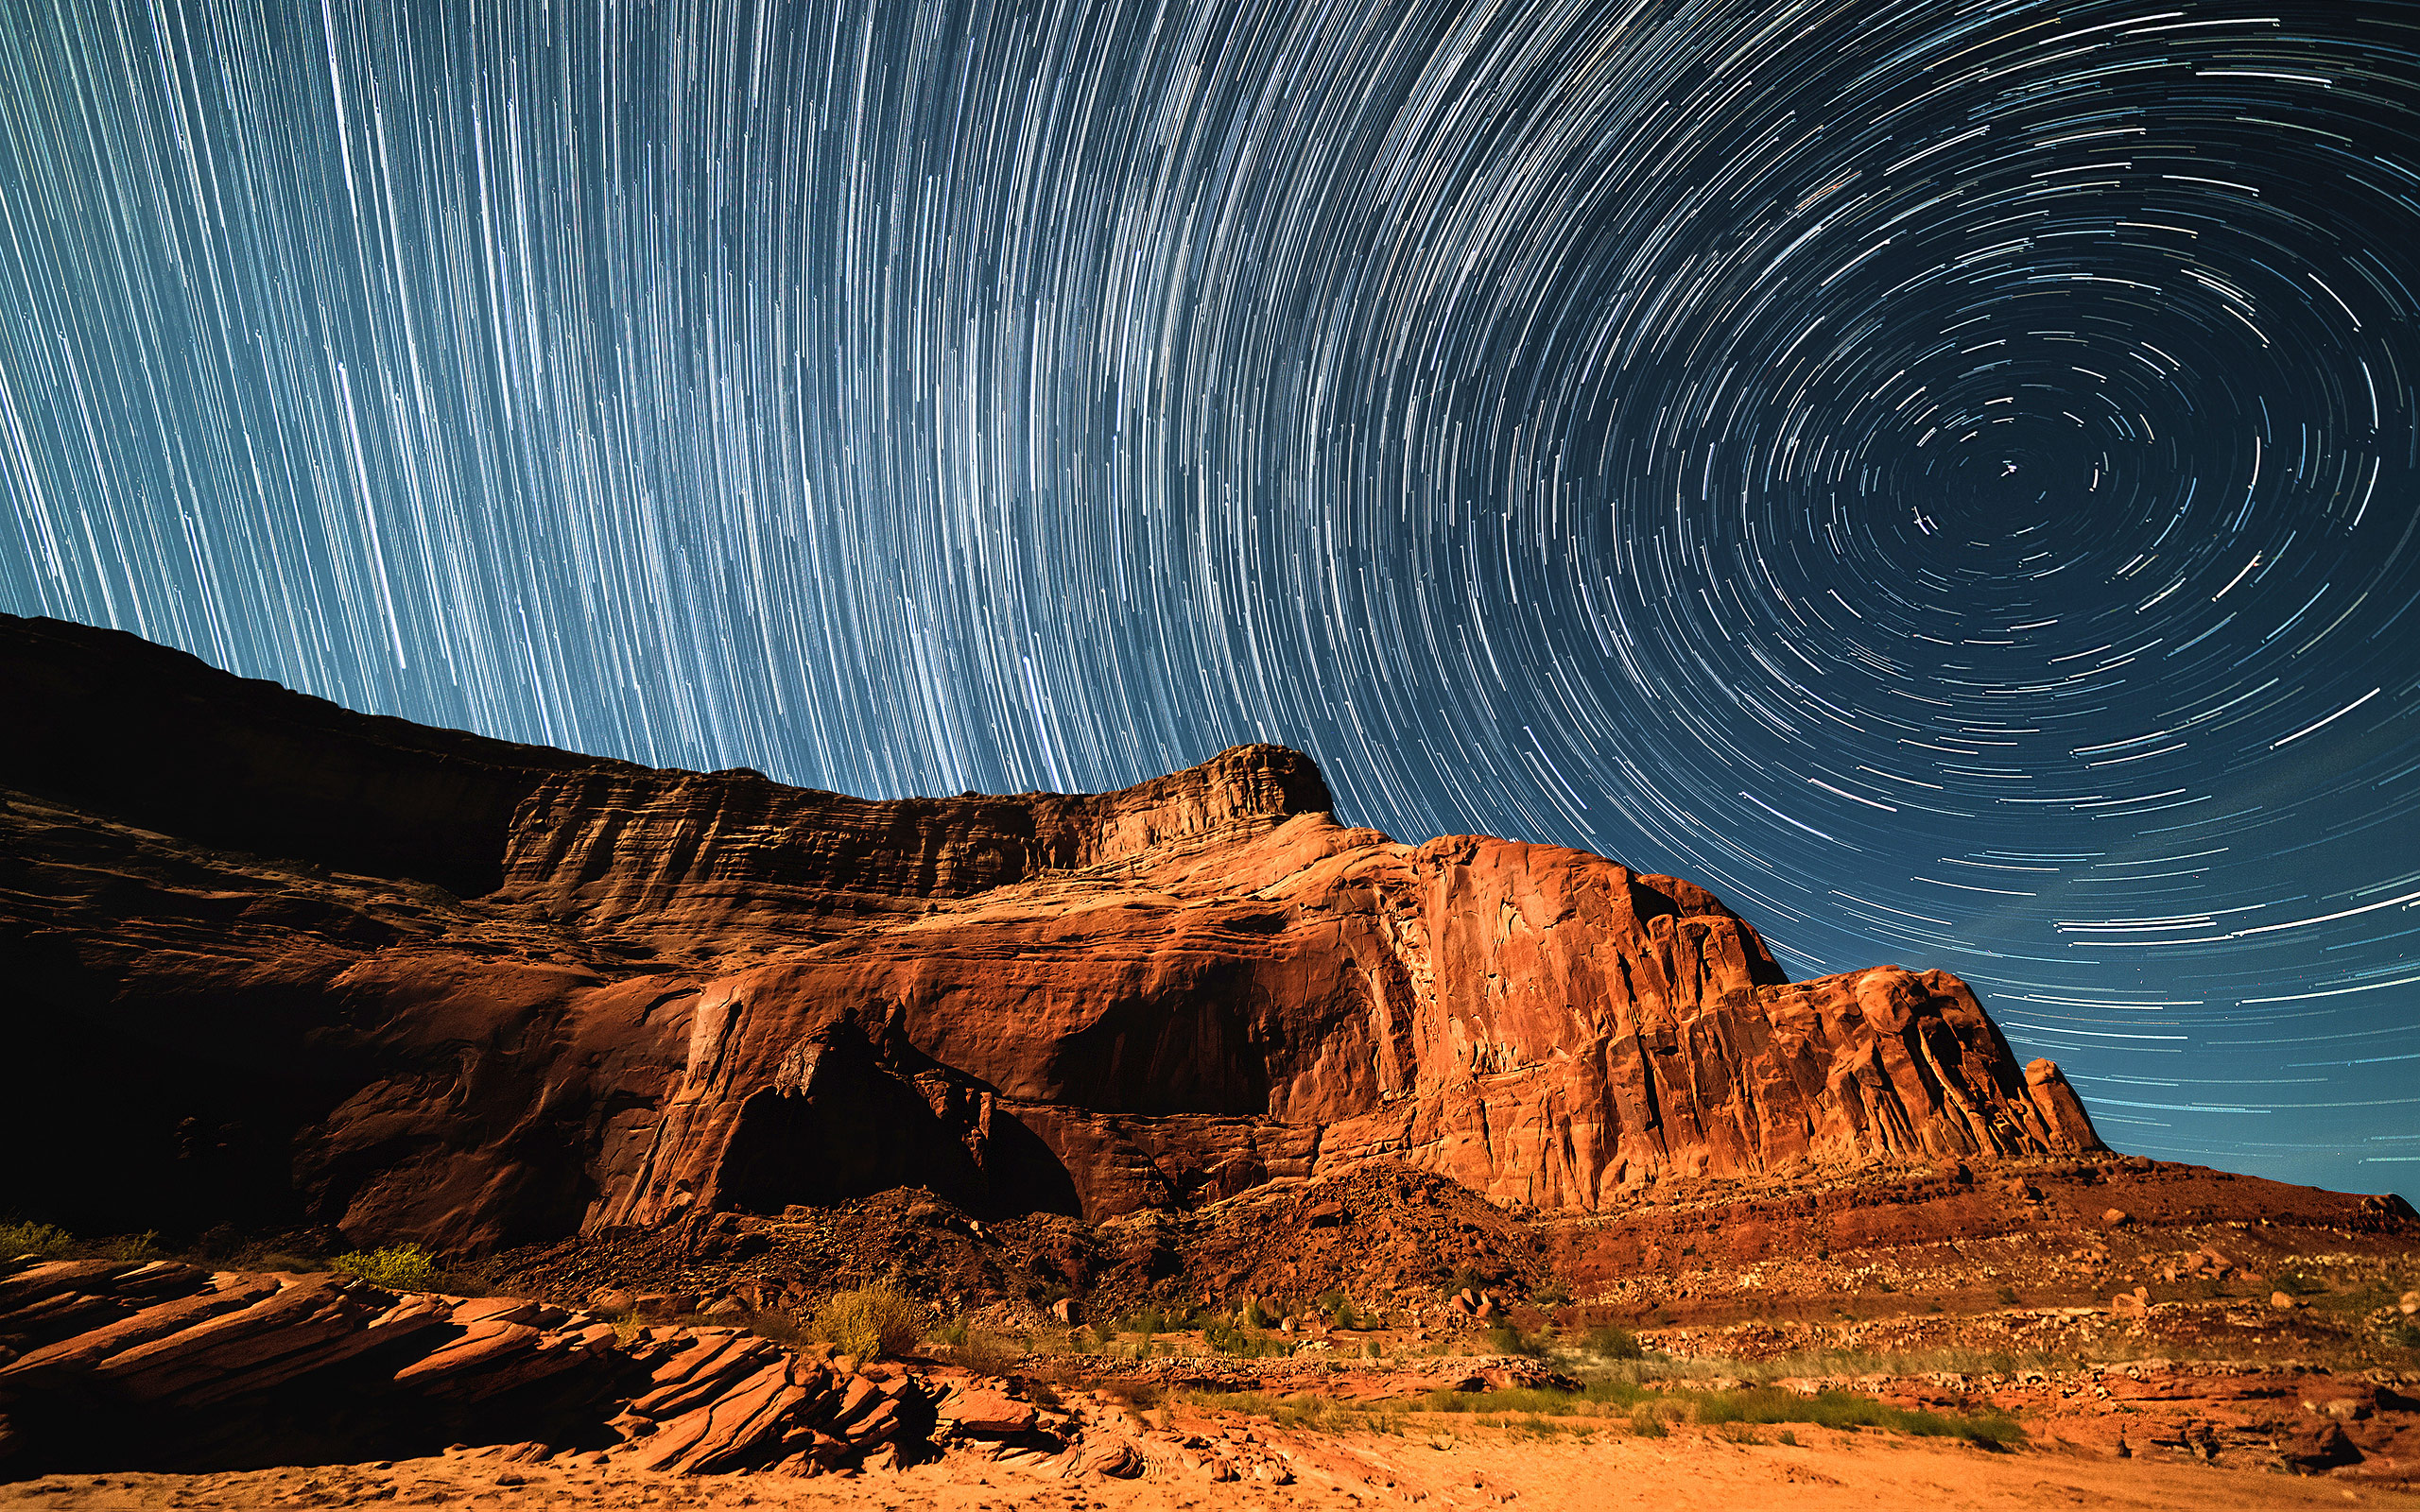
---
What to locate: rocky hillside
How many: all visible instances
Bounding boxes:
[0,612,2100,1254]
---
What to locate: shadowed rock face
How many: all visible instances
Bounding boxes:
[0,612,2101,1252]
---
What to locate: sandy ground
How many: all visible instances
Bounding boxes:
[3,1422,2408,1511]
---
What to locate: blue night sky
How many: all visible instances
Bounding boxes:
[2,0,2416,1200]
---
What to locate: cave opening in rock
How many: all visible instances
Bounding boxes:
[709,1021,1080,1221]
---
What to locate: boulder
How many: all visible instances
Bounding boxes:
[936,1383,1038,1436]
[2277,1418,2361,1473]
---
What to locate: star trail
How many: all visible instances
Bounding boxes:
[2,0,2417,1198]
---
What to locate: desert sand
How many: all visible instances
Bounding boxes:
[1,1418,2403,1511]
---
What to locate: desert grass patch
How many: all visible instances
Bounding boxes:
[812,1286,930,1359]
[1184,1390,1406,1435]
[0,1220,79,1260]
[928,1316,1027,1374]
[1099,1378,1166,1411]
[1692,1385,2023,1448]
[1,1221,161,1264]
[1370,1375,2020,1449]
[1577,1324,1644,1360]
[330,1244,440,1291]
[1201,1317,1297,1358]
[1478,1323,1550,1357]
[734,1307,811,1349]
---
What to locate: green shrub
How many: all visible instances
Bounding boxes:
[331,1245,439,1291]
[1631,1406,1668,1438]
[1420,1386,1590,1416]
[1693,1385,2023,1448]
[254,1253,323,1275]
[944,1326,1025,1375]
[1530,1280,1574,1307]
[813,1287,930,1359]
[739,1309,811,1349]
[0,1220,78,1260]
[1480,1323,1547,1358]
[1582,1325,1644,1359]
[1202,1318,1293,1358]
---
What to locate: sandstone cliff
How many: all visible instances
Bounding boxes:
[0,613,2101,1252]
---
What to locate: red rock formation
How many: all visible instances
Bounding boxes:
[0,611,2102,1253]
[0,1256,932,1478]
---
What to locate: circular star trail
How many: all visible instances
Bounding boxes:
[3,0,2418,1196]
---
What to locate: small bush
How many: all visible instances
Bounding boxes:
[1694,1385,2023,1448]
[949,1328,1027,1375]
[0,1220,78,1260]
[740,1309,810,1349]
[1480,1324,1547,1358]
[1420,1386,1589,1417]
[1203,1318,1293,1358]
[255,1253,322,1275]
[1632,1407,1668,1438]
[813,1287,929,1359]
[1778,1428,1799,1446]
[1530,1280,1573,1307]
[1581,1325,1644,1360]
[331,1245,439,1291]
[1185,1390,1402,1435]
[1102,1379,1164,1411]
[929,1315,1026,1374]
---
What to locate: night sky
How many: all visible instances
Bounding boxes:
[2,0,2416,1200]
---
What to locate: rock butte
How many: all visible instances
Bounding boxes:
[2,611,2100,1254]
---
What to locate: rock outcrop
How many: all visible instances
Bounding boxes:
[0,1256,931,1479]
[0,612,2102,1253]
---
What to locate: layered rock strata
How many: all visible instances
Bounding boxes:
[0,1257,931,1479]
[0,612,2102,1253]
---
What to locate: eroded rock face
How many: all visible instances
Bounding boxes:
[574,822,2102,1231]
[0,1257,931,1478]
[0,612,2102,1251]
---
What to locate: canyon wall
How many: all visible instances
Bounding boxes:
[0,613,2101,1252]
